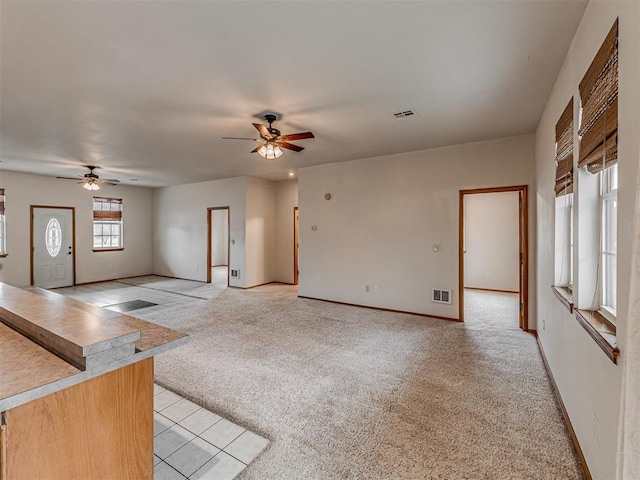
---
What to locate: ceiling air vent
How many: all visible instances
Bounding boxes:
[431,288,452,305]
[392,109,417,119]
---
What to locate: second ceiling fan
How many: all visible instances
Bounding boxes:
[223,114,314,159]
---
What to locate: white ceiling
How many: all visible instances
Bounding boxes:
[0,1,587,187]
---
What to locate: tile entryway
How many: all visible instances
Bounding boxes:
[153,384,269,480]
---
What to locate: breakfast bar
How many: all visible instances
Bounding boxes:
[0,283,187,479]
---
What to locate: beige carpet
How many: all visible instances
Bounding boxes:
[135,281,583,479]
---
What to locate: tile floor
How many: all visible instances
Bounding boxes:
[154,384,269,480]
[54,281,208,315]
[54,280,269,479]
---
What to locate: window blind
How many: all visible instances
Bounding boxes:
[0,188,5,215]
[555,99,574,196]
[93,197,122,220]
[578,19,618,174]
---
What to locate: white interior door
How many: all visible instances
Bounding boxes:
[33,207,74,288]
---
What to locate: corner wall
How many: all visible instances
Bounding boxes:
[298,134,535,320]
[245,177,275,287]
[534,2,639,478]
[273,180,298,284]
[0,170,153,286]
[152,176,246,286]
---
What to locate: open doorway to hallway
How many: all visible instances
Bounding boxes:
[207,207,229,287]
[459,186,528,330]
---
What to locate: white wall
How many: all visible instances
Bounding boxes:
[152,176,246,287]
[0,170,153,286]
[211,209,228,266]
[298,134,535,319]
[244,177,274,287]
[464,191,519,292]
[534,2,639,478]
[273,180,298,284]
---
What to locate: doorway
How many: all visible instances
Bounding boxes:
[207,207,230,286]
[294,206,299,285]
[459,186,528,330]
[31,206,75,288]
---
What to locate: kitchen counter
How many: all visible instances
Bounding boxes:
[0,282,188,479]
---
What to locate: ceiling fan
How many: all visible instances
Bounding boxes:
[222,114,314,159]
[57,165,120,191]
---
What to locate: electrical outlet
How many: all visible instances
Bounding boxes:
[542,318,545,330]
[365,285,370,293]
[373,286,379,294]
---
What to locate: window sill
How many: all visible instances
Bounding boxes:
[0,254,7,258]
[92,248,124,253]
[575,309,619,364]
[551,285,574,313]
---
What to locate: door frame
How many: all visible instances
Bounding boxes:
[294,206,299,285]
[30,205,76,287]
[207,206,230,286]
[458,185,528,330]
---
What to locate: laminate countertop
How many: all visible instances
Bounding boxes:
[0,283,187,412]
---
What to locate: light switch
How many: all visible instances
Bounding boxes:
[432,244,439,252]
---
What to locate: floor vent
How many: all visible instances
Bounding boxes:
[431,288,452,304]
[392,109,417,119]
[105,300,157,313]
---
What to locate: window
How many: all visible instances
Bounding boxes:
[45,218,62,257]
[0,188,5,255]
[93,197,123,250]
[577,18,618,321]
[601,164,617,319]
[554,99,574,297]
[570,19,619,363]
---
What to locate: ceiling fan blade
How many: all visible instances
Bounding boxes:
[98,179,120,184]
[277,141,304,152]
[222,137,261,141]
[253,123,274,140]
[280,132,315,141]
[57,176,83,180]
[251,143,266,153]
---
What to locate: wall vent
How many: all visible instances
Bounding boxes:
[230,269,240,279]
[392,109,417,119]
[431,288,452,304]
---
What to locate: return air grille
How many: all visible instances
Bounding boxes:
[431,288,452,304]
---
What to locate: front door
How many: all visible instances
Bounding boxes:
[32,207,74,288]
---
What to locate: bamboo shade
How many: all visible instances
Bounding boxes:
[555,157,573,196]
[578,19,618,174]
[555,99,574,197]
[0,188,4,215]
[94,210,122,220]
[93,197,122,221]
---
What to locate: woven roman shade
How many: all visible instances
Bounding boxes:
[578,19,618,174]
[0,188,5,215]
[555,99,574,196]
[93,197,122,220]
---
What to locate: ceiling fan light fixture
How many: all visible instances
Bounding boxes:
[257,143,283,160]
[83,180,100,191]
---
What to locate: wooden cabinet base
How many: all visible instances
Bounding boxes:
[2,358,154,479]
